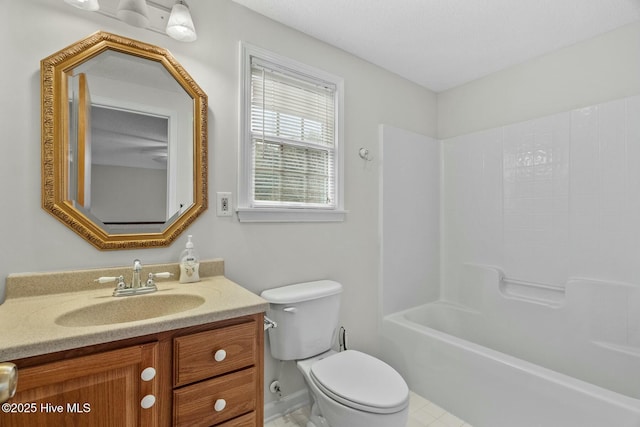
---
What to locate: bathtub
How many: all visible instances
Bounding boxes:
[381,264,640,427]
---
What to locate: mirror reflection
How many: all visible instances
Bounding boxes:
[67,50,194,234]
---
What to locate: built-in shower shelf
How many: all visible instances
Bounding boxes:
[498,277,565,307]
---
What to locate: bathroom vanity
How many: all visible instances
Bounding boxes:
[0,260,267,427]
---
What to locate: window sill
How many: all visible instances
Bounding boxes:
[236,208,347,223]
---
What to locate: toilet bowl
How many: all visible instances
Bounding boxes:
[261,280,410,427]
[297,350,409,427]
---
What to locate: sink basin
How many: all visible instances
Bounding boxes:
[55,294,206,327]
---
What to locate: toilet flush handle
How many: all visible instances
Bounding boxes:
[283,307,297,313]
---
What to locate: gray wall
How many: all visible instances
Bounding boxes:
[437,22,640,139]
[0,0,437,410]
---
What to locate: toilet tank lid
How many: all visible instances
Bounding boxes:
[261,280,342,304]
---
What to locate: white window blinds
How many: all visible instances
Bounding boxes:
[250,58,337,208]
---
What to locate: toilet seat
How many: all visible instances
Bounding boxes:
[310,350,409,414]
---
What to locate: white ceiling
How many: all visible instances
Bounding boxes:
[231,0,640,92]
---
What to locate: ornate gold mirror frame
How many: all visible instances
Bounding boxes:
[41,31,207,250]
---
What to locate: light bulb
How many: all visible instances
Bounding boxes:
[166,1,197,42]
[117,0,150,28]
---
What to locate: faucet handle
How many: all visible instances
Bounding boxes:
[97,275,127,292]
[145,272,173,287]
[116,275,126,289]
[95,275,126,288]
[95,276,119,284]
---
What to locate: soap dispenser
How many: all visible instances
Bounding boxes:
[179,235,200,283]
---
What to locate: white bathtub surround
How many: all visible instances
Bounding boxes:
[379,125,441,316]
[379,95,640,427]
[265,392,472,427]
[382,263,640,427]
[442,94,640,299]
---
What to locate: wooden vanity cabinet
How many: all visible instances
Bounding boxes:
[3,313,264,427]
[1,342,159,427]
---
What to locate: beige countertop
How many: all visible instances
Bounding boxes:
[0,260,268,361]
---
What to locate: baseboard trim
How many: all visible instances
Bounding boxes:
[264,388,310,422]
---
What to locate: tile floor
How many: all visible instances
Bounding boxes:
[264,391,472,427]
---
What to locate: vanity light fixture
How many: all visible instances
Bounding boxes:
[63,0,198,43]
[64,0,100,11]
[166,0,197,42]
[116,0,150,28]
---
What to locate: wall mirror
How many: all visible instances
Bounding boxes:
[41,31,207,250]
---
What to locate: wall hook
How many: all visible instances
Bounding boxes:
[359,147,373,161]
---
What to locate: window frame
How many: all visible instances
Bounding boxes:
[238,42,346,223]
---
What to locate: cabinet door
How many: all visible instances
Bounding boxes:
[1,342,158,427]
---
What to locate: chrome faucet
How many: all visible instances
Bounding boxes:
[131,259,143,289]
[94,259,172,297]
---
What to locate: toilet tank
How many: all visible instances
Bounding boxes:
[261,280,342,360]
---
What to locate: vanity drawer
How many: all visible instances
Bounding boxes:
[216,412,256,427]
[173,367,256,427]
[174,320,257,387]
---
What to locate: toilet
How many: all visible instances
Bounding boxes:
[261,280,409,427]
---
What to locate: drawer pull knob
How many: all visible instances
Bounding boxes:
[140,367,156,381]
[140,394,156,409]
[214,399,226,412]
[214,349,227,362]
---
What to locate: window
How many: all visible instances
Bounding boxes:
[238,43,345,222]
